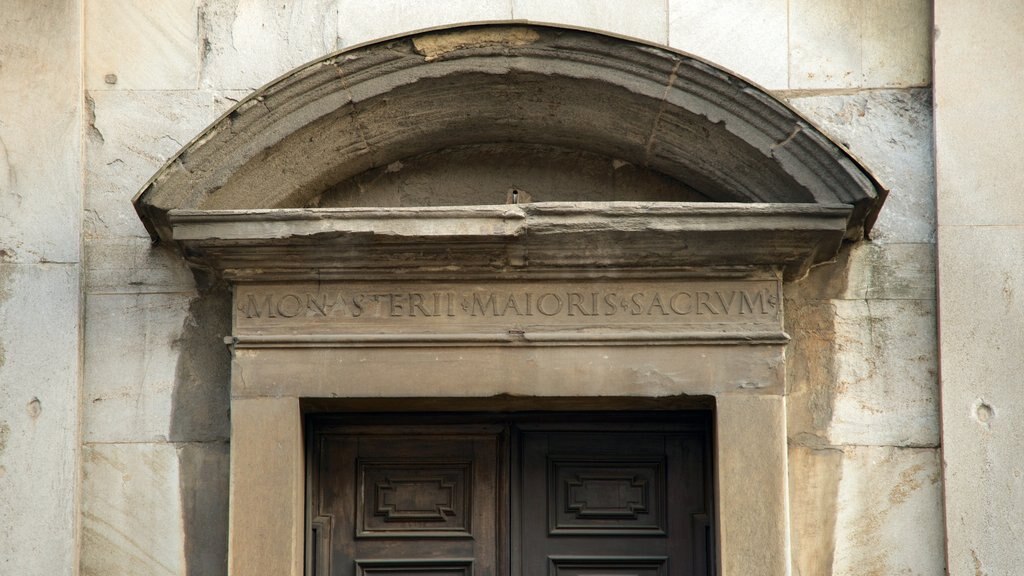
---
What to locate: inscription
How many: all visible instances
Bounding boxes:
[233,280,785,344]
[238,285,778,321]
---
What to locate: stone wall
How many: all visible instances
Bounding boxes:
[0,1,985,575]
[0,2,82,575]
[935,2,1024,575]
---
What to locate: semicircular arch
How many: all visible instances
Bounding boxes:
[134,23,884,243]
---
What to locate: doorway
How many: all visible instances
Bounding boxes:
[308,412,713,576]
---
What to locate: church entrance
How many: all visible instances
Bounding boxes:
[308,412,713,576]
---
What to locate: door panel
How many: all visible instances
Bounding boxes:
[314,429,502,576]
[518,429,708,576]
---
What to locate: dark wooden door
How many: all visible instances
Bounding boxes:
[312,424,504,576]
[309,414,712,576]
[516,425,710,576]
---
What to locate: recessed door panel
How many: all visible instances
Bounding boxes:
[518,428,708,576]
[313,428,502,576]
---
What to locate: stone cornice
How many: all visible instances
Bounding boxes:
[167,202,850,281]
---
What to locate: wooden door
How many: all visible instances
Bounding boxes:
[309,414,712,576]
[311,424,505,576]
[515,424,710,576]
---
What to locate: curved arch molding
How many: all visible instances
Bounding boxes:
[134,24,886,281]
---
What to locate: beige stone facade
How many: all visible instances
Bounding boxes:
[0,2,1018,575]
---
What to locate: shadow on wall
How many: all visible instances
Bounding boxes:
[170,276,232,575]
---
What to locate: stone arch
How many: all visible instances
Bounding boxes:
[134,23,884,246]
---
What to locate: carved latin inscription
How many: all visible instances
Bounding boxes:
[233,279,783,344]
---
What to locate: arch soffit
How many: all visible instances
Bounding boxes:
[134,24,886,281]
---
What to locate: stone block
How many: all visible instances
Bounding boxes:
[831,446,944,575]
[796,242,936,302]
[0,1,80,100]
[668,0,788,89]
[790,0,930,89]
[938,224,1024,575]
[80,443,185,576]
[85,0,200,90]
[0,91,82,264]
[716,394,788,576]
[179,442,230,576]
[84,293,194,443]
[785,296,938,448]
[788,444,843,576]
[229,397,304,576]
[512,0,667,44]
[337,0,511,48]
[828,299,938,447]
[787,89,935,244]
[85,89,245,239]
[860,0,932,88]
[85,238,196,294]
[200,0,340,90]
[85,290,231,443]
[935,1,1024,227]
[0,263,79,576]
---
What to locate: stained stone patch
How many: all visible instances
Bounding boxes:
[81,443,185,576]
[831,446,944,576]
[83,293,194,443]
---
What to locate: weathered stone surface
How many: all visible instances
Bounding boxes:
[0,0,81,99]
[790,0,930,89]
[179,442,230,576]
[200,0,340,90]
[85,0,199,90]
[229,398,304,576]
[338,0,510,48]
[0,263,79,576]
[798,242,936,302]
[788,444,843,576]
[512,0,667,43]
[85,238,195,294]
[827,299,938,447]
[787,89,935,244]
[0,95,81,262]
[81,443,185,576]
[84,291,231,443]
[938,224,1024,575]
[85,89,245,239]
[668,0,787,89]
[84,293,194,443]
[831,446,944,575]
[717,395,789,576]
[785,296,938,448]
[935,1,1024,227]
